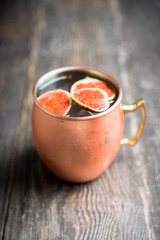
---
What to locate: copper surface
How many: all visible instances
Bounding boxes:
[32,66,145,183]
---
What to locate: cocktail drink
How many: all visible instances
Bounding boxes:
[32,67,146,183]
[37,74,117,117]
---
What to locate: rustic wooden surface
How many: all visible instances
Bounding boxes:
[0,0,160,239]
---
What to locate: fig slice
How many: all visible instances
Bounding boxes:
[71,88,110,112]
[37,89,72,116]
[70,77,116,100]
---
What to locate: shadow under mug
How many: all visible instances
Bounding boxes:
[32,66,146,183]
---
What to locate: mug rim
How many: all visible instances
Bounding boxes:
[32,66,122,121]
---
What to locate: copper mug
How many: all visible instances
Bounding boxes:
[32,66,146,183]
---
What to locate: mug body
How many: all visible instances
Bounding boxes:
[32,67,124,182]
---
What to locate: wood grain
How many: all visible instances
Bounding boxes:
[0,0,37,237]
[0,0,160,239]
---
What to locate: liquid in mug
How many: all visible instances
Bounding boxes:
[36,74,118,117]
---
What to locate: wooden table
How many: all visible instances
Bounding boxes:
[0,0,160,239]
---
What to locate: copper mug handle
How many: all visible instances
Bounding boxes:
[120,99,147,146]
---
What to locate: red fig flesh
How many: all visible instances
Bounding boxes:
[71,77,116,100]
[71,88,110,112]
[37,90,71,116]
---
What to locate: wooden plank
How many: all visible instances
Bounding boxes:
[0,0,37,238]
[116,0,160,238]
[1,0,160,239]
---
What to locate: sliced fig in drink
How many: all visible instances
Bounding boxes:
[37,89,72,116]
[71,88,110,112]
[70,77,116,100]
